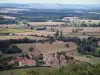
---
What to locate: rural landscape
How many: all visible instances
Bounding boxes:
[0,1,100,75]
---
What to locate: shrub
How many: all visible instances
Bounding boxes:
[65,44,70,47]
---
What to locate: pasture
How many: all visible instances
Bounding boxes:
[0,28,33,33]
[15,41,77,54]
[73,55,100,65]
[29,22,65,26]
[0,35,46,40]
[14,31,55,36]
[0,27,55,36]
[54,27,100,33]
[67,19,100,26]
[54,27,100,38]
[0,24,22,28]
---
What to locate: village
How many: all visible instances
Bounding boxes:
[8,42,75,67]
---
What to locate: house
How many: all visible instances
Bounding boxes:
[19,57,36,67]
[43,53,67,66]
[60,54,66,65]
[62,17,80,22]
[43,53,59,66]
[8,56,36,67]
[34,27,46,30]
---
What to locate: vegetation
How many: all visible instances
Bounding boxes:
[0,55,18,70]
[5,45,22,54]
[29,47,34,52]
[0,38,48,54]
[65,44,70,47]
[18,62,100,75]
[0,16,17,24]
[77,37,99,56]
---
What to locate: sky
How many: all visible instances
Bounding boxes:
[0,0,100,4]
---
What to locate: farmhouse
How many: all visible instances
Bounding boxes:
[1,15,16,20]
[8,56,36,67]
[34,27,46,30]
[19,57,36,67]
[43,53,67,66]
[62,17,80,22]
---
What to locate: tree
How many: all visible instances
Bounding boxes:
[5,45,22,54]
[55,30,59,38]
[65,44,69,47]
[0,16,4,21]
[49,36,55,44]
[98,22,100,27]
[23,20,28,25]
[72,29,74,33]
[29,47,34,52]
[60,30,63,37]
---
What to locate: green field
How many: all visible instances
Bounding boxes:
[68,19,100,26]
[0,67,52,75]
[0,28,34,33]
[73,54,100,65]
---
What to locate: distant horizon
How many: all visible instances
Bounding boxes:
[0,3,100,5]
[0,0,100,4]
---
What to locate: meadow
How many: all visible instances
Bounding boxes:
[0,35,46,40]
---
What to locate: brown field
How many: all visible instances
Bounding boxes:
[0,24,21,28]
[0,22,65,28]
[5,41,100,64]
[0,28,34,33]
[14,41,100,64]
[54,27,100,33]
[15,31,55,36]
[0,36,46,40]
[29,22,65,26]
[15,41,77,54]
[69,54,100,65]
[80,19,100,24]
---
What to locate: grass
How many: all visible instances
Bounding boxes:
[1,55,100,75]
[71,53,100,65]
[0,67,52,75]
[0,28,34,33]
[0,35,46,40]
[29,22,65,26]
[68,19,100,26]
[14,41,77,53]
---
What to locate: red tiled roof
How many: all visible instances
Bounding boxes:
[20,58,36,65]
[8,56,36,65]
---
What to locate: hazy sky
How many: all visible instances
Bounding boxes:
[0,0,100,4]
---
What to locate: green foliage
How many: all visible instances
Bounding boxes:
[65,44,70,47]
[5,45,22,54]
[55,30,59,38]
[95,48,100,57]
[60,30,63,37]
[0,55,17,69]
[29,47,34,52]
[21,62,100,75]
[48,36,55,44]
[77,37,99,56]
